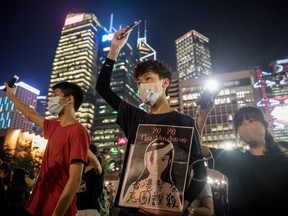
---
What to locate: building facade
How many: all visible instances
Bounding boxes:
[179,70,257,148]
[175,30,212,80]
[32,95,47,135]
[0,82,39,131]
[46,13,104,134]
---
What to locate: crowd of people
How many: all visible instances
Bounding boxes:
[1,25,288,216]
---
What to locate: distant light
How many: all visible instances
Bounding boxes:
[103,47,110,52]
[186,32,192,38]
[64,14,84,26]
[205,79,219,92]
[118,137,127,145]
[276,59,288,64]
[224,141,233,150]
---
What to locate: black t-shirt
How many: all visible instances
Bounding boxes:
[96,58,207,216]
[76,168,104,210]
[209,148,288,216]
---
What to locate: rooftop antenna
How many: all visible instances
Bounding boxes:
[108,13,117,33]
[109,13,113,32]
[137,19,156,61]
[137,21,140,42]
[144,20,147,43]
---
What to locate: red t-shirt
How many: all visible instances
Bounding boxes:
[25,120,90,216]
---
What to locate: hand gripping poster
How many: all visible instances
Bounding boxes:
[119,124,194,212]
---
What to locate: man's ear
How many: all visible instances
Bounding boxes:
[66,95,75,105]
[163,78,170,88]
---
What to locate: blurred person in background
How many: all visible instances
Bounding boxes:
[0,161,11,215]
[186,182,214,216]
[0,161,11,190]
[76,144,104,216]
[7,168,35,215]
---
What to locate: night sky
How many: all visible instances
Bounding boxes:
[1,0,288,96]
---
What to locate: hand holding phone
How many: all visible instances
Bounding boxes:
[198,90,214,108]
[4,75,19,92]
[118,20,141,39]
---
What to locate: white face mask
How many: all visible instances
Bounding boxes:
[139,80,164,106]
[47,96,64,116]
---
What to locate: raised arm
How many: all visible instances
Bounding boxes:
[95,28,131,111]
[4,83,44,128]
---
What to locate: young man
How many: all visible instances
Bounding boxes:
[197,104,288,216]
[5,81,90,216]
[96,27,207,216]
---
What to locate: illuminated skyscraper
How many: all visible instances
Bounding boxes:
[32,95,47,135]
[175,30,212,80]
[0,82,39,131]
[46,13,104,133]
[137,20,156,61]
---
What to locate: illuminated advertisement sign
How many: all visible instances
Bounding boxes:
[270,58,288,73]
[64,14,84,26]
[118,137,127,145]
[102,33,114,42]
[271,105,288,128]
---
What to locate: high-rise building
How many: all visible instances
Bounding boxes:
[46,13,104,133]
[179,70,257,148]
[253,58,288,141]
[32,96,47,135]
[168,71,181,111]
[0,82,40,131]
[137,20,156,61]
[175,30,212,80]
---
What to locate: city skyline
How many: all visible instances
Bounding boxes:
[1,0,288,96]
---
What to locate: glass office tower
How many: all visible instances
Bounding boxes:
[46,13,103,133]
[175,30,212,80]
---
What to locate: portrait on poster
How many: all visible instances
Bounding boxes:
[119,124,194,212]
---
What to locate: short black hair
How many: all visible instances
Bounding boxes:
[133,59,172,95]
[89,144,99,156]
[52,82,84,111]
[0,161,10,174]
[233,106,267,134]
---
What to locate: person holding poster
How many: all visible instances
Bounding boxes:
[96,26,207,216]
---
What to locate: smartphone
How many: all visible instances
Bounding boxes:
[3,75,19,92]
[118,20,141,39]
[198,90,214,108]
